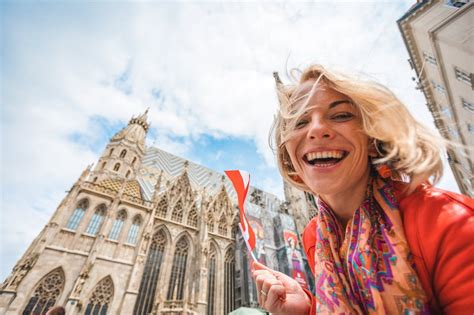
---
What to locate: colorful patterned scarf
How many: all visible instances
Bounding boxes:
[314,174,429,314]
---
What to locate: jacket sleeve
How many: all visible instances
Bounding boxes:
[302,217,318,313]
[400,186,474,314]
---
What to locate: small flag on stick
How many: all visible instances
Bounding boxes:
[225,170,257,261]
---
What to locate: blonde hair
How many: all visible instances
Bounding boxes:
[271,64,445,193]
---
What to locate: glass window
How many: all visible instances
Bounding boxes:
[84,276,114,315]
[120,149,127,158]
[126,216,141,244]
[108,210,126,241]
[423,52,437,65]
[462,98,474,113]
[23,268,65,315]
[86,206,106,235]
[66,199,88,230]
[455,66,473,86]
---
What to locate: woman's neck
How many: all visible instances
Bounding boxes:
[319,168,371,227]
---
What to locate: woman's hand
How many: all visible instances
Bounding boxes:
[252,261,311,315]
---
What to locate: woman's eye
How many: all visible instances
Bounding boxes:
[295,119,308,129]
[332,112,354,121]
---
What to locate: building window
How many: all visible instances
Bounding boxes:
[445,126,461,140]
[423,52,437,65]
[86,205,106,235]
[231,215,239,239]
[125,170,131,178]
[207,245,217,315]
[462,98,474,113]
[108,210,127,241]
[133,230,167,315]
[109,148,114,156]
[23,268,65,315]
[126,216,141,245]
[101,162,107,170]
[113,163,120,172]
[431,80,446,94]
[207,212,214,233]
[120,149,127,158]
[84,276,114,315]
[455,67,473,86]
[468,123,474,133]
[167,237,189,301]
[446,0,469,8]
[171,200,183,222]
[156,198,168,218]
[132,157,137,166]
[440,106,453,119]
[218,214,227,236]
[224,248,236,314]
[186,205,198,227]
[66,199,88,230]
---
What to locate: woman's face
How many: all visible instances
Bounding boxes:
[285,80,371,200]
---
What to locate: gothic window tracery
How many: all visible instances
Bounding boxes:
[120,149,127,158]
[171,200,183,222]
[84,276,114,315]
[231,215,239,239]
[206,244,217,315]
[108,210,127,241]
[218,214,227,236]
[113,163,120,172]
[186,205,198,228]
[224,248,236,314]
[22,268,65,315]
[166,236,189,301]
[126,215,142,245]
[134,229,167,315]
[86,205,107,235]
[66,199,89,231]
[156,198,168,218]
[207,212,214,233]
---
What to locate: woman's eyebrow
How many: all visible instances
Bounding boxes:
[329,100,352,109]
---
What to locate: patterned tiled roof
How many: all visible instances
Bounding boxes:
[97,179,143,200]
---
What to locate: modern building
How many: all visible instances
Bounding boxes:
[0,111,314,315]
[398,0,473,196]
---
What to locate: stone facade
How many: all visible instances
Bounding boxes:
[0,111,314,315]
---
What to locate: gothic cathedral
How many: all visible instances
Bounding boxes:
[0,111,315,315]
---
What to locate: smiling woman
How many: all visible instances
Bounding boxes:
[251,64,474,315]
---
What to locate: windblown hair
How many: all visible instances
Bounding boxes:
[271,64,445,193]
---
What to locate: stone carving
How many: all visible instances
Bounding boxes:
[72,262,92,296]
[1,252,39,289]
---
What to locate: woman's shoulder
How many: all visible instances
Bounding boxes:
[398,183,474,313]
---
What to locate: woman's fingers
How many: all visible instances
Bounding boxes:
[254,271,285,309]
[264,283,286,310]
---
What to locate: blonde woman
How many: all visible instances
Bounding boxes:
[252,65,474,314]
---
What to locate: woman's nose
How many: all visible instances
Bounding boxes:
[307,118,333,140]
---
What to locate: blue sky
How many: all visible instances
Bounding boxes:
[0,1,460,280]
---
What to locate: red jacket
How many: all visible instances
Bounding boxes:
[302,184,474,314]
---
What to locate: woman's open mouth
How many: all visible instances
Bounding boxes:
[303,150,348,167]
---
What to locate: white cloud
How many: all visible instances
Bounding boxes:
[1,1,461,280]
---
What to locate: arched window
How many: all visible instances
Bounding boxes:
[109,148,114,156]
[108,210,127,241]
[84,276,114,315]
[86,205,106,235]
[207,244,217,315]
[66,199,88,230]
[186,205,198,228]
[224,248,236,314]
[23,268,65,315]
[113,163,120,172]
[171,200,183,222]
[120,149,127,158]
[134,230,167,315]
[231,215,239,239]
[207,212,214,233]
[166,237,189,301]
[101,162,106,170]
[132,157,137,166]
[93,177,98,183]
[126,216,142,245]
[125,170,131,178]
[156,198,168,218]
[218,214,227,236]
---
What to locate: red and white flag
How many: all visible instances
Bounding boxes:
[225,170,257,261]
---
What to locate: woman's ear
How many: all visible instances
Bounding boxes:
[368,139,379,157]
